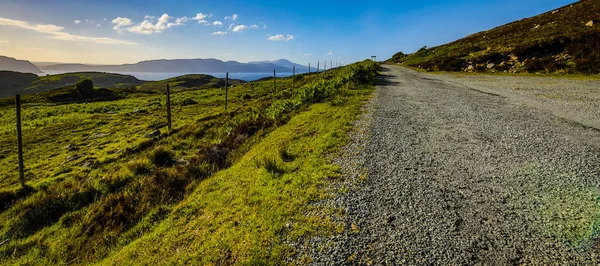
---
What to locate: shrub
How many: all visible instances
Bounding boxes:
[261,156,285,176]
[127,158,153,175]
[75,79,94,95]
[149,146,175,167]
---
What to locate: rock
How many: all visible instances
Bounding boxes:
[87,133,110,140]
[586,20,594,27]
[533,24,540,29]
[176,158,190,166]
[467,65,475,71]
[487,63,495,69]
[145,129,161,138]
[133,108,149,114]
[510,54,519,61]
[64,144,78,151]
[65,154,81,162]
[106,111,117,115]
[552,10,559,15]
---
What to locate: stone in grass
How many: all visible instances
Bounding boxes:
[586,20,594,27]
[176,158,190,166]
[133,108,150,115]
[65,154,81,163]
[145,129,161,138]
[87,133,111,140]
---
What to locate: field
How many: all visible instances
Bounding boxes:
[0,61,378,264]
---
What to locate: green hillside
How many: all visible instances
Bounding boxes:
[0,61,378,265]
[138,74,245,92]
[0,71,39,97]
[389,0,600,74]
[0,71,144,98]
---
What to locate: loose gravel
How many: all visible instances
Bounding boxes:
[294,65,600,265]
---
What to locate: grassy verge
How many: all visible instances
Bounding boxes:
[0,61,378,264]
[102,88,374,264]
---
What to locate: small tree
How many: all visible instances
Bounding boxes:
[75,79,94,95]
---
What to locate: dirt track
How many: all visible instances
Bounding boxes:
[299,65,600,264]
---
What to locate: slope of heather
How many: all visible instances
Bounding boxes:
[390,0,600,74]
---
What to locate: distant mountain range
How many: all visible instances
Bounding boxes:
[40,58,312,74]
[0,56,42,74]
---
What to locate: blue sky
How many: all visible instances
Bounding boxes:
[0,0,576,65]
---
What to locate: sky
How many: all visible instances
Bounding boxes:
[0,0,576,65]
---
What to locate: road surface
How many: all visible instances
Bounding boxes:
[298,65,600,264]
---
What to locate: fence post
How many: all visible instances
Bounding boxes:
[166,84,172,131]
[274,69,276,93]
[292,66,295,90]
[317,62,319,73]
[225,72,228,111]
[15,94,25,188]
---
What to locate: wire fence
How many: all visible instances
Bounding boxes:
[3,61,347,188]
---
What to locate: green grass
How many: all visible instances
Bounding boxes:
[138,74,246,92]
[0,61,378,265]
[513,163,600,246]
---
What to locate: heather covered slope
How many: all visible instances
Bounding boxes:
[389,0,600,74]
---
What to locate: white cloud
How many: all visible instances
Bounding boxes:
[144,15,155,20]
[167,16,188,28]
[112,17,132,31]
[124,14,187,35]
[249,24,258,29]
[103,18,107,21]
[74,20,81,25]
[263,24,267,29]
[222,53,233,56]
[225,14,238,21]
[212,31,227,35]
[212,21,223,26]
[0,17,136,45]
[267,34,294,41]
[304,53,312,57]
[232,24,248,32]
[192,13,210,25]
[227,23,235,31]
[326,51,333,56]
[95,24,101,27]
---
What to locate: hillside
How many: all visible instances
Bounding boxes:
[0,61,378,265]
[389,0,600,74]
[0,71,144,98]
[44,58,307,73]
[0,71,39,97]
[138,74,245,92]
[0,56,42,74]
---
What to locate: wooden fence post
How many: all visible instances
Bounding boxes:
[166,84,172,131]
[225,72,228,111]
[292,66,295,89]
[15,94,25,188]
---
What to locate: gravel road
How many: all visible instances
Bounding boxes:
[295,65,600,265]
